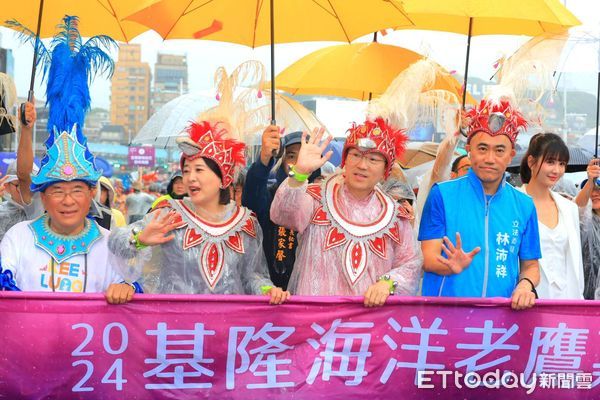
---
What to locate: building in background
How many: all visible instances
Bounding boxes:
[152,53,188,114]
[0,47,14,76]
[97,124,127,144]
[110,44,151,144]
[84,108,111,142]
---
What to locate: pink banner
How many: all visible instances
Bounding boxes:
[1,293,599,399]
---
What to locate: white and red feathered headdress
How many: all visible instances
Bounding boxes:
[465,99,527,146]
[177,121,246,188]
[176,61,268,188]
[341,117,408,178]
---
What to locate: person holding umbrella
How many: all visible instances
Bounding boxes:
[0,18,139,303]
[242,127,321,290]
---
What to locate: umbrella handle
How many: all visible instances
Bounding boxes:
[21,0,45,126]
[595,71,599,158]
[269,117,284,159]
[19,90,35,126]
[461,17,473,110]
[270,120,283,159]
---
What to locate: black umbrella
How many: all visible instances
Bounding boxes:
[506,145,594,173]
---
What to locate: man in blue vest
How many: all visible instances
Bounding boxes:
[419,99,541,310]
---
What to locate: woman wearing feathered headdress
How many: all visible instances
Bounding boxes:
[108,63,289,303]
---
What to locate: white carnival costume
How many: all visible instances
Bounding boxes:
[0,16,132,293]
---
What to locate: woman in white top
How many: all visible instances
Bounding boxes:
[519,133,584,299]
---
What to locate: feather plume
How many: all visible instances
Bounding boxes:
[491,32,565,127]
[28,16,118,168]
[367,58,460,131]
[0,73,16,109]
[4,19,51,78]
[199,60,266,142]
[0,73,16,133]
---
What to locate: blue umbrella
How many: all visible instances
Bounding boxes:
[93,156,113,178]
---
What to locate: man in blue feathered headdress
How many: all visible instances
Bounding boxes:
[0,16,140,303]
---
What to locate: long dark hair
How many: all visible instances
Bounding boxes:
[520,133,569,184]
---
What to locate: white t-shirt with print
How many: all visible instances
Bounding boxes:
[0,220,125,292]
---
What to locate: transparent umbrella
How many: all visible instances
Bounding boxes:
[246,89,330,145]
[500,28,600,155]
[131,92,217,148]
[132,89,328,148]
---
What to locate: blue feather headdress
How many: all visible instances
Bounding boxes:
[6,15,117,191]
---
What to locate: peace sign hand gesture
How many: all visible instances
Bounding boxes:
[137,210,181,246]
[293,127,333,176]
[436,232,480,275]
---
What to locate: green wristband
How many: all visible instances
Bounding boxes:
[384,279,394,293]
[377,274,397,295]
[290,165,310,182]
[134,232,148,250]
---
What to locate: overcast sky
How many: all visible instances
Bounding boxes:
[0,0,598,110]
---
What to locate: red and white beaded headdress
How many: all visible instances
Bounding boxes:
[465,98,527,146]
[176,61,266,188]
[340,117,408,179]
[177,121,245,188]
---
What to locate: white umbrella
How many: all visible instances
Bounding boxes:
[555,28,600,156]
[246,90,330,145]
[133,89,328,149]
[500,28,600,155]
[132,91,217,148]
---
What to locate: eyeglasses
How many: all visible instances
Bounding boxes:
[346,151,385,167]
[45,188,89,200]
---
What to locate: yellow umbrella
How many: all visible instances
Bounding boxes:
[399,0,581,107]
[124,0,412,45]
[2,0,154,42]
[401,0,580,36]
[124,0,414,124]
[2,0,155,118]
[275,41,475,104]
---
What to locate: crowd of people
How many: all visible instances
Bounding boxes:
[1,17,599,310]
[2,95,600,308]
